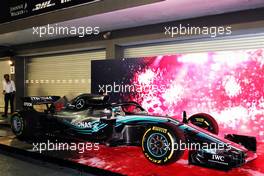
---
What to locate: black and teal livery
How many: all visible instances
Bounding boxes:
[11,94,257,170]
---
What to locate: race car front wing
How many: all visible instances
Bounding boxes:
[188,134,257,170]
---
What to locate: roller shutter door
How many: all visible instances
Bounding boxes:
[124,34,264,58]
[25,50,106,96]
[0,59,11,112]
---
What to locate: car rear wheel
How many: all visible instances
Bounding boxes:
[11,112,41,140]
[142,123,185,165]
[11,113,24,137]
[188,113,219,135]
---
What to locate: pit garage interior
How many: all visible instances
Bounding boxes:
[0,0,264,176]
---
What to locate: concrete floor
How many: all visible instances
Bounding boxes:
[0,152,95,176]
[0,120,106,176]
[0,113,10,126]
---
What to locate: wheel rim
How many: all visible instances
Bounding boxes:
[12,116,22,133]
[147,133,169,158]
[76,99,85,109]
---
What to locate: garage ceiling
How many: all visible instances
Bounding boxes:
[0,0,264,46]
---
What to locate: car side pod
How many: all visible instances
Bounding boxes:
[100,116,117,146]
[100,117,117,126]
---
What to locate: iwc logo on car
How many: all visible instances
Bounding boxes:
[212,154,225,161]
[33,0,56,11]
[10,3,28,17]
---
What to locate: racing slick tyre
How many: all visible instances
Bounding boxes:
[11,112,41,140]
[188,113,219,135]
[142,123,186,165]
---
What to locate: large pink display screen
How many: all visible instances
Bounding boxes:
[92,48,264,141]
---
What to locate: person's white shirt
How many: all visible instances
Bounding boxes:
[2,80,16,93]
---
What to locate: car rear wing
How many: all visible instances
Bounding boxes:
[22,96,61,107]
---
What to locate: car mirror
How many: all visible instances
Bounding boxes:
[183,111,188,123]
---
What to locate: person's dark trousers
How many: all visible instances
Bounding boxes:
[4,93,15,116]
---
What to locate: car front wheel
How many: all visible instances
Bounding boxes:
[188,113,219,135]
[141,123,186,165]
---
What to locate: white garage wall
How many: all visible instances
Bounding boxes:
[25,50,106,97]
[124,34,264,58]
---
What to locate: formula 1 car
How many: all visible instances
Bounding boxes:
[10,94,257,170]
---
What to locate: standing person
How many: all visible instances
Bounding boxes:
[2,74,16,117]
